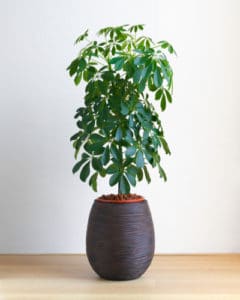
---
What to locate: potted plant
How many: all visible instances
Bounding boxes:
[67,24,175,280]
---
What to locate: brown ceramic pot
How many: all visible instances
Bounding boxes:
[86,198,155,280]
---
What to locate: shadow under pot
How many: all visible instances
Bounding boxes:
[86,197,155,281]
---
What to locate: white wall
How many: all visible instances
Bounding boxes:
[0,0,239,254]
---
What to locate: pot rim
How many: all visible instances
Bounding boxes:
[96,197,145,204]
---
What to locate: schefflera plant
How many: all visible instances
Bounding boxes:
[67,24,176,194]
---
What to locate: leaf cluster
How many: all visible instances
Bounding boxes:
[67,24,176,193]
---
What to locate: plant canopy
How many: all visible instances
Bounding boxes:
[67,24,176,194]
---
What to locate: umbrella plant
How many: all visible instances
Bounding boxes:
[67,24,176,194]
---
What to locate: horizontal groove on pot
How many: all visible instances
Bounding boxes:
[86,200,155,280]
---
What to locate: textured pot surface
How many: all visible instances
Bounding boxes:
[86,200,155,280]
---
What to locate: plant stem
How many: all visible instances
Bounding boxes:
[118,143,123,194]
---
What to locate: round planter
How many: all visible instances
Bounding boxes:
[86,198,155,280]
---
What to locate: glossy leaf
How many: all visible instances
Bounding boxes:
[165,89,172,103]
[136,151,144,168]
[143,165,151,183]
[80,162,90,182]
[101,146,110,165]
[89,172,98,192]
[125,146,136,157]
[153,68,162,88]
[119,175,130,194]
[160,94,166,111]
[92,157,102,171]
[109,173,120,186]
[72,158,88,174]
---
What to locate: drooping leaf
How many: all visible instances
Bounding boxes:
[89,172,98,192]
[109,173,120,186]
[143,165,151,183]
[165,89,172,103]
[126,171,136,186]
[101,146,110,165]
[78,58,87,72]
[110,143,122,161]
[80,162,90,182]
[136,151,144,168]
[115,127,123,141]
[158,164,167,181]
[160,94,166,111]
[137,168,143,181]
[92,157,103,171]
[119,175,130,194]
[72,157,88,174]
[155,88,163,100]
[153,68,162,88]
[159,136,171,154]
[127,165,138,176]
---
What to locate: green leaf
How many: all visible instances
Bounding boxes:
[72,158,88,174]
[82,153,90,159]
[109,56,125,71]
[78,58,87,72]
[84,142,105,155]
[80,162,90,182]
[67,58,79,76]
[159,41,169,49]
[133,68,142,84]
[114,58,125,70]
[109,173,120,186]
[75,30,88,44]
[158,164,167,181]
[127,165,138,176]
[155,88,163,100]
[110,144,121,161]
[138,79,146,93]
[168,45,174,54]
[136,151,144,168]
[137,168,143,181]
[125,146,136,157]
[148,77,157,91]
[153,68,162,88]
[119,175,130,194]
[92,157,102,171]
[115,127,123,141]
[90,133,106,143]
[126,171,136,186]
[159,136,171,154]
[141,64,152,81]
[109,57,122,64]
[165,89,172,103]
[101,146,110,165]
[134,56,146,65]
[74,73,82,85]
[143,165,151,183]
[160,94,166,111]
[89,172,98,192]
[106,164,118,174]
[120,103,129,115]
[70,132,80,141]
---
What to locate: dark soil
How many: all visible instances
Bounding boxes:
[97,193,144,201]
